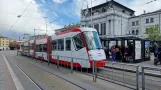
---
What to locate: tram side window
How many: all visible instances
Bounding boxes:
[73,34,84,51]
[30,44,33,50]
[41,44,47,52]
[52,40,57,50]
[36,44,47,52]
[66,38,71,51]
[58,39,64,51]
[36,45,40,52]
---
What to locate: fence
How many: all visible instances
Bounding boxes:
[95,61,139,90]
[142,66,161,90]
[17,51,161,90]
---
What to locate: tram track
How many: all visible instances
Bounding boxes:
[3,54,43,90]
[13,55,87,90]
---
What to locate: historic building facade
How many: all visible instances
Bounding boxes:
[80,0,161,38]
[81,0,135,36]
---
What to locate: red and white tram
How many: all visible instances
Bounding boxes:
[22,27,106,68]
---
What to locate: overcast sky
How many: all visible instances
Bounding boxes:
[0,0,161,40]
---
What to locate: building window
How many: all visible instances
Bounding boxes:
[150,18,154,23]
[132,30,135,35]
[136,30,139,35]
[72,33,84,51]
[65,38,71,51]
[94,24,100,34]
[132,22,135,26]
[129,31,131,35]
[146,19,149,23]
[58,39,64,51]
[130,13,133,16]
[122,10,125,13]
[101,23,106,35]
[136,21,139,25]
[102,8,106,12]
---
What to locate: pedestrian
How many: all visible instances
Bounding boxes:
[111,46,116,62]
[154,45,161,66]
[104,47,109,59]
[121,45,125,62]
[115,45,120,61]
[124,46,130,62]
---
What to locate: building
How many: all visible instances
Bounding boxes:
[55,23,80,34]
[29,34,48,40]
[9,39,24,50]
[80,0,161,39]
[0,36,9,50]
[81,0,135,36]
[129,9,161,36]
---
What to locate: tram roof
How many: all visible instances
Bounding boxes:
[99,35,147,41]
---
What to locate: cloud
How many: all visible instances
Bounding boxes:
[53,0,67,3]
[73,0,161,16]
[128,0,161,15]
[41,0,46,3]
[0,0,61,39]
[73,0,106,16]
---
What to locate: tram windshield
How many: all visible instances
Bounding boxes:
[83,31,102,50]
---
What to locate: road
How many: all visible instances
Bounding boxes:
[0,50,131,90]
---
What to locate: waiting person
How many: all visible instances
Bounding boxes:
[124,46,130,62]
[115,45,122,61]
[111,46,116,62]
[104,47,109,59]
[121,45,125,62]
[154,45,161,66]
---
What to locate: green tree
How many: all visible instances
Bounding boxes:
[145,25,161,41]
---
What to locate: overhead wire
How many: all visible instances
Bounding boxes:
[9,0,34,31]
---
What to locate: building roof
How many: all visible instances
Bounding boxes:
[0,36,8,38]
[130,9,161,19]
[82,0,135,12]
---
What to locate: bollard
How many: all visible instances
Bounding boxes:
[48,54,50,66]
[17,51,18,56]
[92,60,96,82]
[57,56,59,69]
[136,66,139,90]
[71,58,73,73]
[112,62,114,82]
[123,65,125,86]
[142,67,145,90]
[94,61,97,82]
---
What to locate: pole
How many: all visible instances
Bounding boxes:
[136,66,139,90]
[121,13,122,35]
[159,12,160,33]
[142,67,145,90]
[91,0,93,28]
[44,17,48,35]
[34,29,35,40]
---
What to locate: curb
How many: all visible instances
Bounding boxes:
[104,66,161,78]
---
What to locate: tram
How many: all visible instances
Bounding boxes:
[22,27,106,68]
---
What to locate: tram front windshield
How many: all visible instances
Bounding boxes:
[83,31,102,50]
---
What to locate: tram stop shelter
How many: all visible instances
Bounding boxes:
[100,35,151,63]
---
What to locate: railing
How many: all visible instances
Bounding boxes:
[17,51,161,90]
[142,66,161,90]
[95,61,139,90]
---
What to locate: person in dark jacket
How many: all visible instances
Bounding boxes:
[154,46,161,66]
